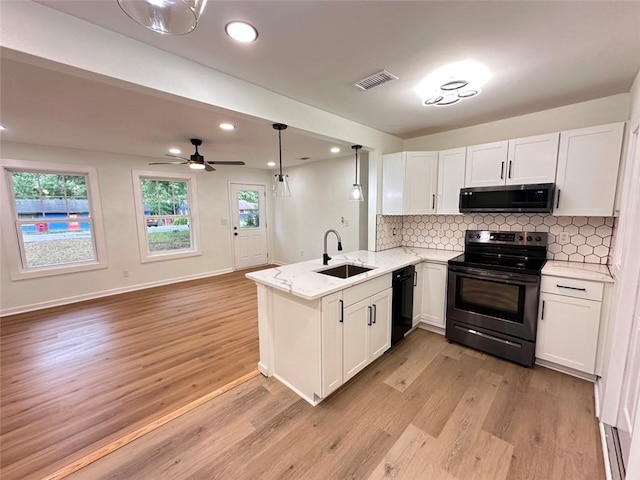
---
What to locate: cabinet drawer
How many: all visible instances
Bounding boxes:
[541,275,603,301]
[343,274,392,307]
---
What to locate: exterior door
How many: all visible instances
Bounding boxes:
[230,183,268,269]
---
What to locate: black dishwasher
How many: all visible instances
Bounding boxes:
[391,265,415,345]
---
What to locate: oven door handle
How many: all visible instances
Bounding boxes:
[448,266,539,284]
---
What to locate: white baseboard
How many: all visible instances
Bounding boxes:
[0,267,234,317]
[534,358,596,382]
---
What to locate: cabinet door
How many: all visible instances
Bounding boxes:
[421,262,448,328]
[437,148,466,214]
[343,298,370,382]
[405,152,438,215]
[554,122,624,216]
[412,266,422,327]
[369,288,393,361]
[321,292,343,397]
[535,292,601,374]
[507,132,559,185]
[382,152,404,215]
[465,141,508,187]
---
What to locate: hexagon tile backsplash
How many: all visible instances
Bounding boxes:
[376,214,615,265]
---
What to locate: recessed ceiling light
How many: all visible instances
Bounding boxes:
[225,21,258,43]
[0,125,6,130]
[330,147,341,153]
[267,161,276,167]
[169,148,181,154]
[219,123,235,130]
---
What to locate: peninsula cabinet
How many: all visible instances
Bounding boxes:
[437,147,466,214]
[554,122,624,216]
[465,133,559,188]
[382,151,438,215]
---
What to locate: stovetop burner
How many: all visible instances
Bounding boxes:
[449,230,548,275]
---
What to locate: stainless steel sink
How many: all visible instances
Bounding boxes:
[317,263,373,279]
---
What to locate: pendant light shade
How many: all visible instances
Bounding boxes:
[117,0,208,35]
[272,123,291,197]
[350,145,364,202]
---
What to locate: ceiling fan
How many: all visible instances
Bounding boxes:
[149,138,245,172]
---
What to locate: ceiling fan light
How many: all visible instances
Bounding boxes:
[189,162,206,170]
[117,0,207,35]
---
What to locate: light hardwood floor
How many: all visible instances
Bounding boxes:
[66,329,605,480]
[0,267,271,480]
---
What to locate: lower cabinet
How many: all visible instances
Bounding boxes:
[535,275,604,375]
[343,289,392,382]
[420,262,448,329]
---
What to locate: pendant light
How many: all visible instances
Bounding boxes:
[272,123,291,197]
[117,0,208,36]
[350,145,364,202]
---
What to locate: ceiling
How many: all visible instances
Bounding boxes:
[2,1,640,168]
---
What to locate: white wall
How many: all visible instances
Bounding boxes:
[404,94,630,151]
[270,156,362,265]
[0,142,271,315]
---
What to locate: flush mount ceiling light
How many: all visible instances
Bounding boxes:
[219,123,235,130]
[272,123,291,197]
[118,0,208,35]
[350,145,364,202]
[225,21,258,43]
[416,60,490,107]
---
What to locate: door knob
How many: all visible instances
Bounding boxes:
[234,232,238,236]
[233,226,238,230]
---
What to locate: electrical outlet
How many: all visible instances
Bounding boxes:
[300,250,304,257]
[558,232,570,244]
[122,270,129,278]
[392,228,397,236]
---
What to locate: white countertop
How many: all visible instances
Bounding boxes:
[542,260,614,283]
[246,247,460,300]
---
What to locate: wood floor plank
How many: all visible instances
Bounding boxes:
[0,265,272,480]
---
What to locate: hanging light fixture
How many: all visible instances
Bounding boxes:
[350,145,364,202]
[117,0,208,35]
[272,123,291,197]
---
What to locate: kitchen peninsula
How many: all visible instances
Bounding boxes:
[246,247,459,405]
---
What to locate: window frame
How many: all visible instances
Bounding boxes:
[0,158,108,280]
[132,170,201,263]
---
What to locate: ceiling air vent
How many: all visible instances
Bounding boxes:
[353,70,398,91]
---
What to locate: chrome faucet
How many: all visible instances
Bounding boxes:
[323,229,343,265]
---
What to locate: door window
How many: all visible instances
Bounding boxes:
[237,189,260,229]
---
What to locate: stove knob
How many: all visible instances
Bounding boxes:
[468,233,474,239]
[475,234,481,239]
[518,235,524,241]
[535,236,542,242]
[526,235,532,241]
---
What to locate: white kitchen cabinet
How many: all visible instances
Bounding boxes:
[382,151,438,215]
[412,265,422,327]
[507,132,559,185]
[420,262,448,329]
[465,134,559,188]
[464,141,508,187]
[437,147,466,214]
[554,122,624,216]
[320,292,344,397]
[343,288,392,382]
[535,275,604,375]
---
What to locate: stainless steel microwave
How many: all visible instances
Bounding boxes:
[459,183,555,213]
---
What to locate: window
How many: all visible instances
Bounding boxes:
[132,170,200,262]
[0,159,108,279]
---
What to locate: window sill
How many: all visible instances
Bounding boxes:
[9,260,109,281]
[140,249,202,264]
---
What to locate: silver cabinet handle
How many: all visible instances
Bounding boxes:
[367,306,372,326]
[541,300,545,320]
[557,284,586,292]
[432,194,435,209]
[508,161,512,178]
[372,304,377,324]
[500,161,505,179]
[339,299,344,323]
[413,271,417,287]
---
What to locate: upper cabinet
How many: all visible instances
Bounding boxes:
[382,151,438,215]
[465,133,559,188]
[554,122,624,217]
[464,141,508,187]
[437,147,466,215]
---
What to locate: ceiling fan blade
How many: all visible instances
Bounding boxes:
[204,162,216,172]
[149,161,188,165]
[207,161,246,166]
[165,153,190,161]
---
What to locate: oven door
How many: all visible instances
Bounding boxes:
[447,265,540,341]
